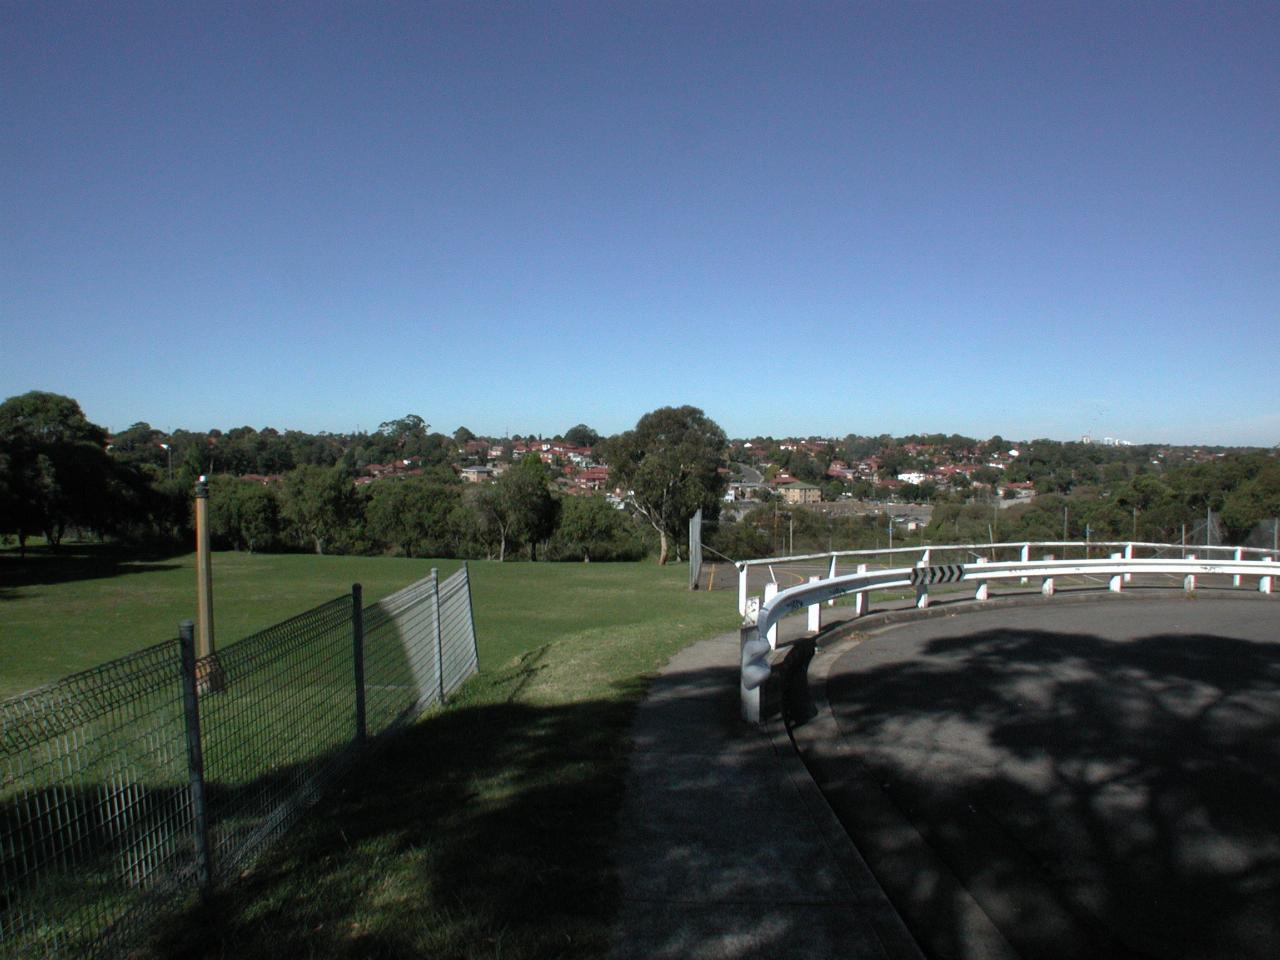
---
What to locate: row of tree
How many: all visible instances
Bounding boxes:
[200,405,730,564]
[1,392,730,565]
[204,458,647,562]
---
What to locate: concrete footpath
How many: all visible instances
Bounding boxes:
[608,626,923,960]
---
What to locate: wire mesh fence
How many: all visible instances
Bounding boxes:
[0,642,194,960]
[0,565,478,959]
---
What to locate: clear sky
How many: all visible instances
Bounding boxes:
[3,2,1278,445]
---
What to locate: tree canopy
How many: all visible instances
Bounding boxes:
[564,423,600,448]
[604,405,727,565]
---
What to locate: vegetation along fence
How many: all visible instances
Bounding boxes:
[0,565,478,959]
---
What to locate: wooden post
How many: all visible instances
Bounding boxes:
[193,477,224,693]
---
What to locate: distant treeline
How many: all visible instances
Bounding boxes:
[0,393,642,561]
[2,391,1276,563]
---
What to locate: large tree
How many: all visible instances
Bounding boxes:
[366,477,461,557]
[604,405,727,565]
[279,464,359,554]
[0,391,124,550]
[563,423,600,448]
[495,455,558,560]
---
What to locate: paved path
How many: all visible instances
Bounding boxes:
[609,626,923,960]
[796,595,1280,960]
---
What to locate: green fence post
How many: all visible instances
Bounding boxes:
[352,583,366,743]
[432,568,445,703]
[178,619,213,897]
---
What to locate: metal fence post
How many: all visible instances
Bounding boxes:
[432,568,445,703]
[464,562,478,670]
[178,619,213,898]
[352,583,366,744]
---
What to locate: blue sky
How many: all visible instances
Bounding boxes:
[3,2,1277,445]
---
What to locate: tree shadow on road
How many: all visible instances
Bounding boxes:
[807,620,1280,960]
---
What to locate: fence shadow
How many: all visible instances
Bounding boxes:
[142,678,651,960]
[806,623,1280,960]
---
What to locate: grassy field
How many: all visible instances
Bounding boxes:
[2,545,740,958]
[0,545,465,699]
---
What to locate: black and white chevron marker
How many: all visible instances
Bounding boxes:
[910,563,966,585]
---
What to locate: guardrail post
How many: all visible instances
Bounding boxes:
[1020,543,1030,584]
[1109,554,1123,592]
[1124,542,1134,583]
[807,576,821,632]
[763,582,779,646]
[854,563,868,616]
[1184,554,1197,593]
[740,598,767,724]
[915,562,930,609]
[352,583,366,743]
[1262,558,1273,595]
[178,619,213,898]
[974,557,988,600]
[1233,548,1243,586]
[1041,554,1055,596]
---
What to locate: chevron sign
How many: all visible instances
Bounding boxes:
[911,564,966,585]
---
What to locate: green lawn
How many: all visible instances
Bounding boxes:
[1,546,741,959]
[0,547,463,700]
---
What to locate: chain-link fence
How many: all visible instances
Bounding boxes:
[1,565,478,959]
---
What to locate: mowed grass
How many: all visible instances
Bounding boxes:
[2,546,740,959]
[0,546,463,700]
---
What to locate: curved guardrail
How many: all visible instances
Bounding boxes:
[738,544,1279,723]
[733,540,1279,616]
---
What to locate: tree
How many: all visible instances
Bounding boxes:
[564,423,601,448]
[279,465,359,554]
[0,391,124,551]
[209,477,281,552]
[494,455,558,560]
[453,426,476,445]
[467,485,510,560]
[548,495,641,561]
[604,405,728,565]
[366,478,461,557]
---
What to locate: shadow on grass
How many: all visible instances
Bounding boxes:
[803,618,1280,960]
[0,542,184,596]
[142,674,653,960]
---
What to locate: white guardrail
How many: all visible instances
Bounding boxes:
[737,541,1279,723]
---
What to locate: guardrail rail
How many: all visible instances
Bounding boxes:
[738,542,1279,723]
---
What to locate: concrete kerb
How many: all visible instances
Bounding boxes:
[758,668,926,960]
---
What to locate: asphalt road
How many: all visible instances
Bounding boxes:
[799,597,1280,960]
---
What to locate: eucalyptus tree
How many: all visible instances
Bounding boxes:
[604,405,727,565]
